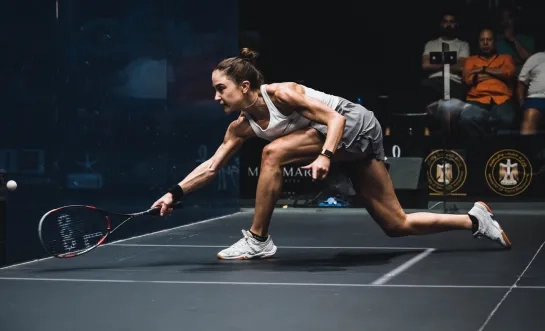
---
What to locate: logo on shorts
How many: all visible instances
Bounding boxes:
[485,149,532,196]
[424,149,467,194]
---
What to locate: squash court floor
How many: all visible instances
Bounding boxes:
[1,203,544,331]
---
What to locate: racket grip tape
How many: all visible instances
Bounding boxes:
[150,201,183,215]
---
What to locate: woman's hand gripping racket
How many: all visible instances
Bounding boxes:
[38,202,183,258]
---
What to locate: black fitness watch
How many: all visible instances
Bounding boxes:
[320,149,333,159]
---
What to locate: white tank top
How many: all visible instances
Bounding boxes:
[302,85,340,110]
[244,84,340,141]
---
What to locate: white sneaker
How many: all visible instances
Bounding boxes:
[217,230,277,260]
[469,202,512,248]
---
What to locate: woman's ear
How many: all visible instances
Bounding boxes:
[241,80,251,94]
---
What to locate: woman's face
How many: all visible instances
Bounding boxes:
[211,70,248,113]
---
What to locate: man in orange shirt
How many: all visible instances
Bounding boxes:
[460,28,517,137]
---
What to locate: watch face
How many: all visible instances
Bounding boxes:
[321,149,332,157]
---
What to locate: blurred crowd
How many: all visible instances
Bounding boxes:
[420,6,543,137]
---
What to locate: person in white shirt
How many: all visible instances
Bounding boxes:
[518,51,545,135]
[421,12,470,107]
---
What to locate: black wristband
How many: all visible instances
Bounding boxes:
[167,184,184,202]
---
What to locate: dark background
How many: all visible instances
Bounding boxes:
[240,0,544,112]
[1,0,544,266]
[1,0,241,265]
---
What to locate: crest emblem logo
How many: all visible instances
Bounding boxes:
[424,149,467,194]
[485,149,532,196]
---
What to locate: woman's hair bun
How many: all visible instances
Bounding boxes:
[239,47,259,65]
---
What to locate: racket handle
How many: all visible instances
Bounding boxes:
[149,201,183,215]
[171,201,183,209]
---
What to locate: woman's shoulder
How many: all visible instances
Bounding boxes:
[262,82,305,95]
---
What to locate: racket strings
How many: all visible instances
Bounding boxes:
[40,208,109,256]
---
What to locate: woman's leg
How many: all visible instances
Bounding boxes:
[345,158,471,235]
[217,127,324,259]
[344,157,511,247]
[217,127,363,259]
[251,128,324,237]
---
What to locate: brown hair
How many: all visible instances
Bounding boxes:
[214,48,264,90]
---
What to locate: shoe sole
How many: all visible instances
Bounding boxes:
[476,201,512,249]
[217,246,278,260]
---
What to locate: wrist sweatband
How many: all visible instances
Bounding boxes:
[167,184,184,202]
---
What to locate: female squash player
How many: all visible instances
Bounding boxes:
[151,48,511,260]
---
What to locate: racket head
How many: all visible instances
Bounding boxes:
[38,205,113,258]
[37,202,183,258]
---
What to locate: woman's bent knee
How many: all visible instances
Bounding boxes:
[261,144,283,167]
[372,209,410,237]
[261,128,323,166]
[381,221,410,237]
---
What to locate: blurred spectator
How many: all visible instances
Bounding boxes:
[421,12,470,106]
[459,28,516,137]
[496,6,535,74]
[518,51,545,135]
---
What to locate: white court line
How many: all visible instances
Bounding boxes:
[0,276,545,290]
[477,240,545,331]
[108,243,432,251]
[371,248,436,285]
[0,212,242,271]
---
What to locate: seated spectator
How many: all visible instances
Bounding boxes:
[496,6,535,74]
[518,51,545,135]
[421,12,470,106]
[459,28,516,137]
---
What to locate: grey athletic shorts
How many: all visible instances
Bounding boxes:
[311,97,386,161]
